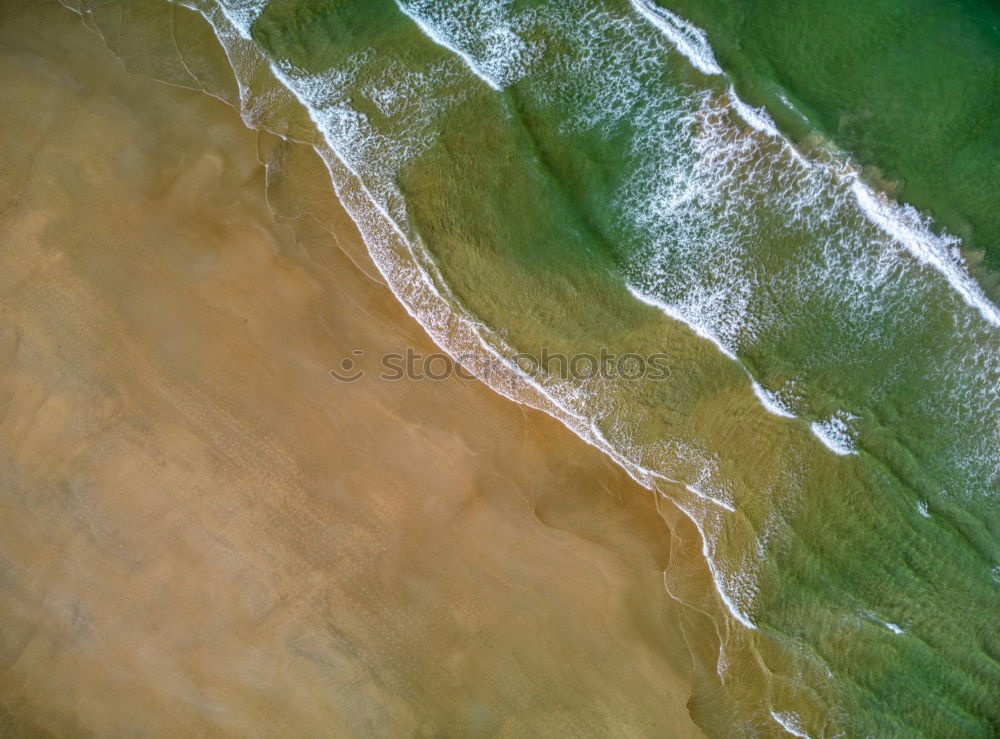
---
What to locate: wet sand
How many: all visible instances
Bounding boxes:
[0,2,706,736]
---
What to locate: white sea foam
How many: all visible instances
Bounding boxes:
[214,0,268,39]
[395,1,499,90]
[850,180,1000,327]
[627,285,738,360]
[674,501,758,630]
[810,414,859,456]
[628,0,722,76]
[395,0,541,91]
[730,89,781,139]
[730,89,811,167]
[771,710,812,738]
[685,484,736,512]
[751,380,796,419]
[629,286,806,424]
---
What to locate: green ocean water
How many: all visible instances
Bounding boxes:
[66,0,1000,734]
[656,0,1000,287]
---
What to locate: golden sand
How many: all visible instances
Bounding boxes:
[0,2,708,735]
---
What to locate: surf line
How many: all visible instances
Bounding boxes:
[626,286,868,457]
[629,284,868,457]
[628,0,723,76]
[851,180,1000,327]
[394,0,503,92]
[627,287,799,417]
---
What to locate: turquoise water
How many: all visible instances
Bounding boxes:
[69,0,1000,734]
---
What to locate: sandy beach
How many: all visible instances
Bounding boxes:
[0,2,707,735]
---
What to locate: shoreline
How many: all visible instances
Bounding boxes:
[0,2,709,735]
